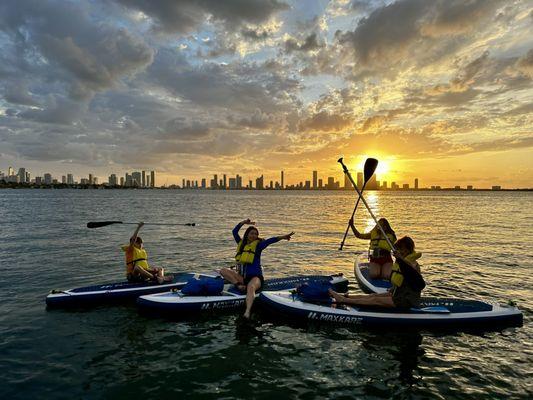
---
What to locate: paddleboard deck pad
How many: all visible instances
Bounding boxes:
[46,272,207,308]
[355,254,391,294]
[259,291,523,330]
[137,274,348,315]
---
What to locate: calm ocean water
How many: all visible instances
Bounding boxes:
[0,189,531,399]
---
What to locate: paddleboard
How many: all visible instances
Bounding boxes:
[355,253,391,294]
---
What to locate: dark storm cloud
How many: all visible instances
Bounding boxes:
[160,118,212,140]
[284,33,323,53]
[336,0,502,72]
[115,0,289,33]
[146,49,300,112]
[299,111,352,132]
[0,0,153,122]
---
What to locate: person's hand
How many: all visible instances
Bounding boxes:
[392,250,401,258]
[138,221,145,227]
[241,218,255,225]
[283,232,295,241]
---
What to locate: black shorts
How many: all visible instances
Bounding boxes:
[392,285,421,309]
[244,275,264,290]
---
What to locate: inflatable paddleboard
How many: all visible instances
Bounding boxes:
[260,291,523,329]
[137,274,348,315]
[355,253,391,294]
[46,272,206,308]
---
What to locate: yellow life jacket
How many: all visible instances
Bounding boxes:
[235,239,260,265]
[390,252,422,288]
[369,228,396,252]
[121,244,149,275]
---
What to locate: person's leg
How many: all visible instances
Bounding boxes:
[133,265,154,280]
[381,262,393,280]
[220,268,244,286]
[243,277,262,319]
[329,289,395,308]
[368,261,382,279]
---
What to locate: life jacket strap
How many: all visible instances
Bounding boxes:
[126,258,147,266]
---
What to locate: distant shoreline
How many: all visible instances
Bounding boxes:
[1,182,531,192]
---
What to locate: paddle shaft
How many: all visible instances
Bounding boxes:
[339,181,368,250]
[87,221,195,228]
[338,159,396,252]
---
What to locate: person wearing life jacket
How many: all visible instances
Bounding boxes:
[121,222,168,284]
[220,218,294,319]
[349,217,397,280]
[328,236,425,309]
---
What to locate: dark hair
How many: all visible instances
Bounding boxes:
[376,218,396,239]
[395,236,415,253]
[236,226,262,255]
[130,236,143,244]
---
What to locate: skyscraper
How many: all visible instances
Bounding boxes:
[150,171,155,188]
[366,174,378,190]
[142,171,146,187]
[414,178,419,189]
[132,172,141,187]
[44,173,52,184]
[67,174,74,184]
[256,175,264,190]
[312,171,317,189]
[89,173,94,185]
[8,167,14,177]
[62,175,66,184]
[201,178,206,188]
[223,174,227,189]
[357,172,363,189]
[17,168,26,183]
[281,171,284,189]
[344,173,351,189]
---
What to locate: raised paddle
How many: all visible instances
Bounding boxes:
[339,157,378,250]
[87,221,196,228]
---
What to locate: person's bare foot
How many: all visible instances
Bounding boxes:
[328,289,345,303]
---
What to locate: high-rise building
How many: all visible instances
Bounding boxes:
[229,177,236,189]
[150,171,155,188]
[131,172,141,187]
[89,174,93,185]
[8,167,14,177]
[146,176,150,187]
[327,176,334,189]
[44,173,52,184]
[93,177,98,185]
[236,174,242,189]
[62,175,66,184]
[312,171,317,189]
[223,174,227,189]
[142,171,146,187]
[35,176,42,185]
[382,181,388,189]
[248,180,252,189]
[120,177,125,186]
[25,172,30,183]
[366,174,378,190]
[256,175,264,190]
[357,172,363,188]
[125,173,132,187]
[67,174,74,184]
[109,174,117,186]
[414,178,419,189]
[17,168,26,183]
[201,178,206,189]
[305,180,310,189]
[281,171,284,189]
[318,178,323,188]
[344,173,351,189]
[211,174,218,189]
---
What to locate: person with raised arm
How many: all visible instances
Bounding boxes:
[220,218,294,319]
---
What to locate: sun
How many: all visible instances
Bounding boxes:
[352,154,393,180]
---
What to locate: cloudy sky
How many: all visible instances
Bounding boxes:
[0,0,532,188]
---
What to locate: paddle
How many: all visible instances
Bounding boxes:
[87,221,196,228]
[339,157,378,250]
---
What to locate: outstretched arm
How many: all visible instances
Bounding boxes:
[232,218,255,243]
[258,232,295,251]
[129,222,144,245]
[349,218,371,239]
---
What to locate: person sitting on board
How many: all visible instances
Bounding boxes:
[121,222,168,284]
[349,217,397,280]
[329,236,425,309]
[220,218,294,319]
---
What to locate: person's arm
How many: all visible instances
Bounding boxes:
[233,218,255,243]
[257,232,295,251]
[129,222,144,245]
[349,218,371,239]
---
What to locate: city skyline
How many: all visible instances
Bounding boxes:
[1,164,526,191]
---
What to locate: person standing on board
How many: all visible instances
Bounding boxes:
[220,218,294,319]
[329,236,424,309]
[349,217,397,280]
[121,222,168,284]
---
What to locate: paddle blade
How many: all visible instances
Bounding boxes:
[363,158,379,183]
[86,221,123,228]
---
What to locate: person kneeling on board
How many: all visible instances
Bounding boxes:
[121,222,168,284]
[329,236,425,309]
[220,218,294,319]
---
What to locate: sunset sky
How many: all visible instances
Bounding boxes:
[0,0,532,188]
